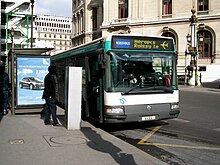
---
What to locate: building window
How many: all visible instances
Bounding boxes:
[198,0,209,15]
[92,8,98,31]
[198,0,208,11]
[118,0,128,18]
[198,30,212,60]
[162,32,176,44]
[162,0,172,15]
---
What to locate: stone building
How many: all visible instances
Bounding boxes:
[35,15,72,54]
[72,0,220,76]
[71,0,103,46]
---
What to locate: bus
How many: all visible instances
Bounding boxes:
[51,34,180,123]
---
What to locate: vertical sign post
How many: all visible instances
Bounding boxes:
[65,67,82,130]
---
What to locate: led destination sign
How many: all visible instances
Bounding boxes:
[112,36,174,51]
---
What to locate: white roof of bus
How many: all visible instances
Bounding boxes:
[104,33,174,42]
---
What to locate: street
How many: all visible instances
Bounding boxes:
[102,87,220,165]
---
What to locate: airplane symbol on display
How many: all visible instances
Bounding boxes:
[161,41,168,49]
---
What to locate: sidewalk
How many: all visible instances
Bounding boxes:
[0,109,166,165]
[179,84,220,93]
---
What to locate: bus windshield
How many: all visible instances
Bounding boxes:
[105,51,177,93]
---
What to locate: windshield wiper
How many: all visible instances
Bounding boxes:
[121,83,142,95]
[121,85,174,95]
[160,86,174,93]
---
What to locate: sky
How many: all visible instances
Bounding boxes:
[35,0,72,17]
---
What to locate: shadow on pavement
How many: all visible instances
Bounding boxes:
[202,82,220,89]
[81,127,137,165]
[40,106,65,126]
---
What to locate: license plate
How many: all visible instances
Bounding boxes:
[141,116,156,121]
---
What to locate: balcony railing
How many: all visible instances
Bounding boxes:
[110,18,129,24]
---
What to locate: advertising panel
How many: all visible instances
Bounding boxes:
[16,57,50,106]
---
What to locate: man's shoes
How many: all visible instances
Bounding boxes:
[44,122,51,125]
[3,109,8,115]
[52,123,62,127]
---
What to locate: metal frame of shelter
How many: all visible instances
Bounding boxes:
[8,48,53,115]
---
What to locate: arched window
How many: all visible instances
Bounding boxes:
[198,30,212,59]
[161,32,176,46]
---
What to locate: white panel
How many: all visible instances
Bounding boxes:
[65,67,82,130]
[104,90,179,106]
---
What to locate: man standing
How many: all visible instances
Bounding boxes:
[0,65,9,115]
[42,65,60,126]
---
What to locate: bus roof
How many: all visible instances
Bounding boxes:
[51,37,104,60]
[51,34,176,61]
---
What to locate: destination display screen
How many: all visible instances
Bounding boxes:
[111,36,174,51]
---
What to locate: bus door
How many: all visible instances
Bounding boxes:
[86,55,103,122]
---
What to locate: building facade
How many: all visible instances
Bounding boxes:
[35,15,72,54]
[71,0,103,46]
[72,0,220,76]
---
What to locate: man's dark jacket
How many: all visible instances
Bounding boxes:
[42,73,56,99]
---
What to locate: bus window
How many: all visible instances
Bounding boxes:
[105,51,177,92]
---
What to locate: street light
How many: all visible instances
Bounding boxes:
[30,0,34,48]
[187,7,199,86]
[10,27,15,115]
[186,33,191,43]
[198,34,204,52]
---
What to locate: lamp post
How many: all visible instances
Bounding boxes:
[10,27,15,115]
[30,0,34,48]
[188,7,199,86]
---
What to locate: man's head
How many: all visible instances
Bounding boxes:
[48,65,56,75]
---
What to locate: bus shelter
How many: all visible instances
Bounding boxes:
[7,48,53,115]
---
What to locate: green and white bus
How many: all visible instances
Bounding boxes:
[51,34,180,123]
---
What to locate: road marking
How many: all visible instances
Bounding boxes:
[142,142,220,151]
[171,118,190,123]
[9,139,24,145]
[213,128,220,132]
[138,126,162,144]
[138,126,220,151]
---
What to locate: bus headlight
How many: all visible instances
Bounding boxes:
[170,103,179,110]
[106,106,125,114]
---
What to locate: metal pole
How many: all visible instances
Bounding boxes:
[26,16,29,48]
[190,8,198,86]
[184,50,187,84]
[195,52,199,86]
[30,0,34,48]
[10,28,15,115]
[6,14,9,52]
[191,22,198,86]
